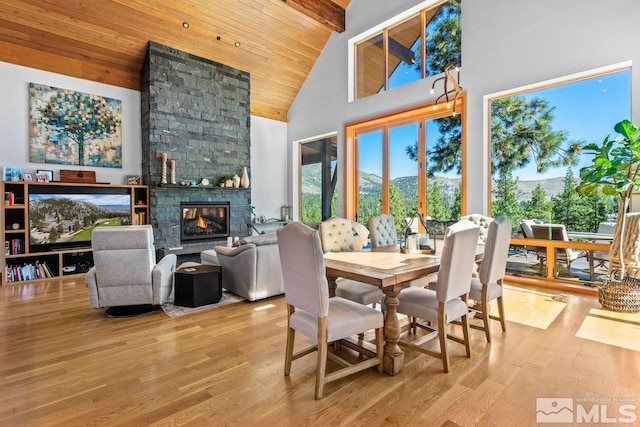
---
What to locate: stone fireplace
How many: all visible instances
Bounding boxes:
[140,42,251,259]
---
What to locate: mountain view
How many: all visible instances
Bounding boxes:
[302,163,568,203]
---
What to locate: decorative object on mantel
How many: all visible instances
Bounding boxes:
[240,166,249,188]
[60,169,96,183]
[126,175,142,185]
[199,178,210,186]
[161,153,167,184]
[232,173,240,188]
[170,160,176,184]
[224,176,234,187]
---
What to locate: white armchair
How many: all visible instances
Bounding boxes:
[85,225,176,317]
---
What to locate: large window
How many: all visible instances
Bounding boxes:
[352,0,461,100]
[488,65,631,284]
[345,98,465,232]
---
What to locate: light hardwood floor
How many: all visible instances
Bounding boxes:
[1,278,639,426]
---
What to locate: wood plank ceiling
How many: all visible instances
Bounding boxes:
[0,0,350,121]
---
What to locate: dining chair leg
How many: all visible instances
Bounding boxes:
[284,305,295,375]
[315,318,328,399]
[438,303,449,373]
[461,312,471,357]
[481,287,492,342]
[375,327,384,374]
[460,295,472,356]
[497,295,506,332]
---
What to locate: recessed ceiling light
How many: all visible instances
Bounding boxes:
[182,21,190,29]
[234,41,241,47]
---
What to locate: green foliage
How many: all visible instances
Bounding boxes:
[490,96,581,176]
[525,184,552,222]
[491,170,524,226]
[450,184,462,219]
[389,183,409,236]
[424,0,461,75]
[551,168,592,231]
[426,181,449,219]
[577,120,640,204]
[577,120,640,273]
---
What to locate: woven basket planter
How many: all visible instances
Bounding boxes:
[598,270,640,313]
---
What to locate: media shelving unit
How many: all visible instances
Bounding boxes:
[1,180,149,285]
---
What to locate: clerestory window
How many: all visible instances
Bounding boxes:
[350,0,461,101]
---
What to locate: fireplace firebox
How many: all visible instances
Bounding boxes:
[180,202,230,243]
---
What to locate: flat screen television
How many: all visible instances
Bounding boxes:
[28,185,131,253]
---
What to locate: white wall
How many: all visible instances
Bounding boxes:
[0,61,141,184]
[250,116,288,220]
[0,61,289,219]
[288,0,640,216]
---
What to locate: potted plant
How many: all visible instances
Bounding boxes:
[577,119,640,312]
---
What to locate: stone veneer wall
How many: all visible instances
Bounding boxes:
[141,42,251,253]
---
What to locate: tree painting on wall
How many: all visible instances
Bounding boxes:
[29,83,122,168]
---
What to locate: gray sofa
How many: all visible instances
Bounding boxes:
[201,233,284,301]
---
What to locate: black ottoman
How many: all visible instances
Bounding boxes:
[174,264,222,307]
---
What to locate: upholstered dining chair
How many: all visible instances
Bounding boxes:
[468,216,512,342]
[392,220,480,373]
[319,217,384,307]
[86,225,177,317]
[368,214,398,249]
[277,222,384,399]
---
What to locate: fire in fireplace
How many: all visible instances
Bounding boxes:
[180,202,230,242]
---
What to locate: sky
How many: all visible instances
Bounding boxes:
[358,68,631,181]
[29,193,130,207]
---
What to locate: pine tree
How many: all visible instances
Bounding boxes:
[491,170,524,225]
[389,183,408,236]
[551,168,585,231]
[525,184,552,222]
[426,181,449,220]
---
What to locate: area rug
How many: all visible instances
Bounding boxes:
[161,290,244,318]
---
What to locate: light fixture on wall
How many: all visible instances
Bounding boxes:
[430,62,462,116]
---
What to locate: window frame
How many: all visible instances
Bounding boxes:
[344,95,466,222]
[347,0,449,103]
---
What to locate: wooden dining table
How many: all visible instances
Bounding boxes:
[324,247,477,376]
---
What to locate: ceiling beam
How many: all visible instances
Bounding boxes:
[282,0,345,33]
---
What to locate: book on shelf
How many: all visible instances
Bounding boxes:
[42,261,53,278]
[4,240,9,256]
[4,260,55,282]
[10,238,23,255]
[135,212,146,225]
[4,191,14,206]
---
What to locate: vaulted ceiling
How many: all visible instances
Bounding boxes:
[0,0,350,122]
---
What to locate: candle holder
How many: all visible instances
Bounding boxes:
[161,153,168,184]
[170,160,176,184]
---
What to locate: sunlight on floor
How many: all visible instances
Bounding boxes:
[490,285,567,329]
[254,303,276,311]
[576,308,640,351]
